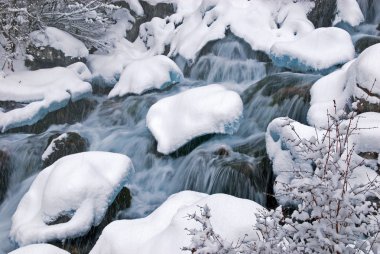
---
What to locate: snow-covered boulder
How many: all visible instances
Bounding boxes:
[9,244,70,254]
[10,152,134,246]
[90,191,264,254]
[30,27,89,58]
[308,43,380,128]
[0,63,92,132]
[146,84,243,154]
[270,27,355,72]
[108,55,182,97]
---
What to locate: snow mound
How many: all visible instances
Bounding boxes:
[308,44,380,128]
[10,152,134,246]
[108,55,183,97]
[270,27,355,72]
[0,63,92,132]
[162,0,314,61]
[90,191,264,254]
[9,244,70,254]
[334,0,364,26]
[146,84,243,154]
[30,27,89,58]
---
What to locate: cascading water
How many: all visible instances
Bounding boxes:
[356,0,380,35]
[1,9,377,251]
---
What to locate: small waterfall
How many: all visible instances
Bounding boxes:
[357,0,380,24]
[0,36,319,253]
[189,35,269,84]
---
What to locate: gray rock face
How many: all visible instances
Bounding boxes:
[0,150,11,203]
[42,132,88,167]
[355,36,380,54]
[26,44,86,70]
[307,0,337,28]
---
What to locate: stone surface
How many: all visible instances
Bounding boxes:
[307,0,337,28]
[0,150,11,203]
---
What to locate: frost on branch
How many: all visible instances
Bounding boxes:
[184,108,380,253]
[0,0,118,69]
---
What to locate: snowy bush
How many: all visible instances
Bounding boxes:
[0,0,117,69]
[184,109,380,253]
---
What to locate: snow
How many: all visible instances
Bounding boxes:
[334,0,364,26]
[90,191,264,254]
[108,55,182,97]
[0,62,92,132]
[10,152,134,246]
[308,43,380,128]
[30,27,89,58]
[270,27,355,72]
[41,133,68,160]
[347,43,380,104]
[9,244,70,254]
[146,84,243,154]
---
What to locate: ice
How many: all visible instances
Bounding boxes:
[108,55,182,97]
[10,152,134,246]
[270,27,355,72]
[30,27,89,58]
[9,244,70,254]
[0,63,92,132]
[90,191,264,254]
[146,84,243,154]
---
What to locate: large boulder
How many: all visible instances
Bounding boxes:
[307,0,337,27]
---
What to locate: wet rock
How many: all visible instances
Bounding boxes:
[377,23,380,31]
[0,101,25,113]
[42,132,89,167]
[0,150,11,203]
[242,72,320,126]
[358,151,379,160]
[355,36,380,54]
[177,147,272,206]
[26,44,86,70]
[113,1,175,42]
[355,98,380,114]
[50,187,132,254]
[6,99,97,134]
[307,0,337,28]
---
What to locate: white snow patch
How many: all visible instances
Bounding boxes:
[146,84,243,154]
[108,55,182,97]
[0,63,92,132]
[9,244,70,254]
[30,27,89,58]
[270,27,355,72]
[10,152,134,246]
[90,191,264,254]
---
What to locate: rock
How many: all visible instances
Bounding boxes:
[26,44,86,70]
[113,1,175,42]
[42,132,89,167]
[242,72,320,126]
[50,187,132,254]
[0,150,11,203]
[6,99,97,134]
[355,98,380,114]
[355,36,380,54]
[307,0,337,28]
[377,23,380,31]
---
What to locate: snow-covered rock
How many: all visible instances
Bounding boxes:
[0,63,92,132]
[30,27,89,58]
[270,27,355,72]
[308,43,380,128]
[334,0,364,26]
[10,152,134,246]
[90,191,264,254]
[108,55,182,97]
[9,244,70,254]
[146,84,243,154]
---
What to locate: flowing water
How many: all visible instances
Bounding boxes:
[0,16,374,251]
